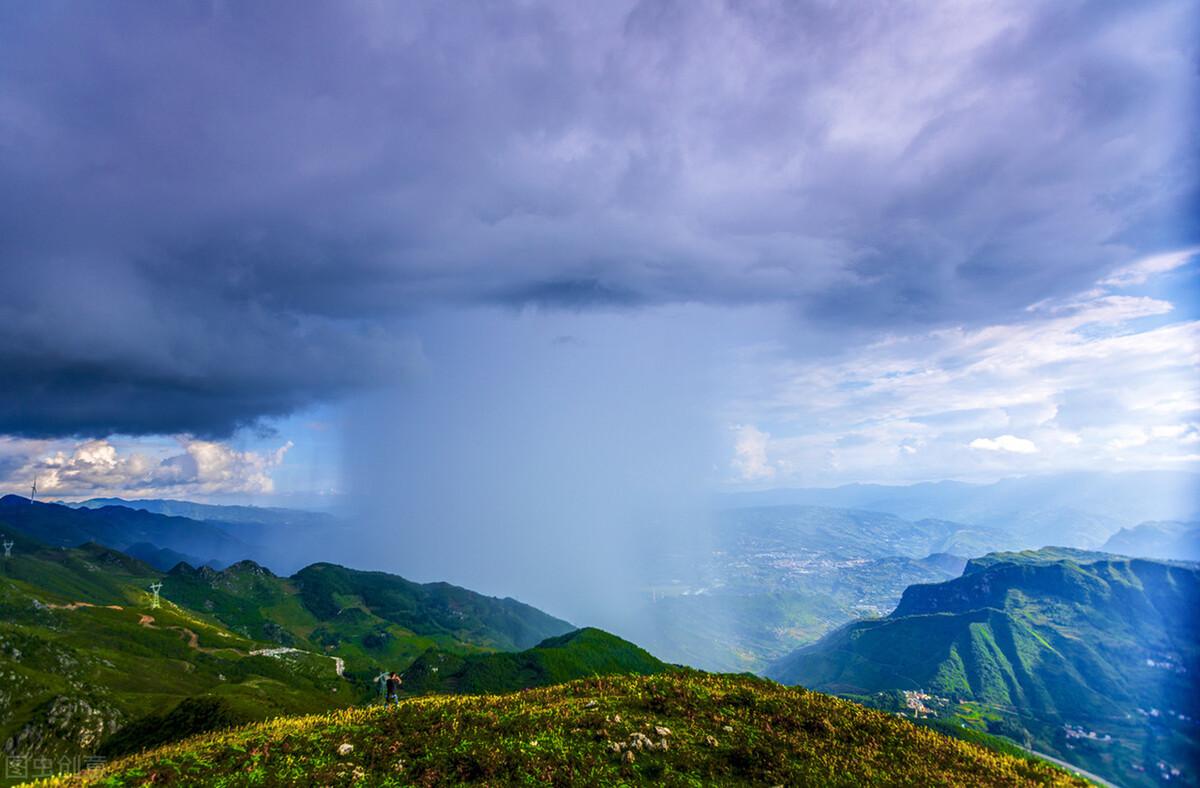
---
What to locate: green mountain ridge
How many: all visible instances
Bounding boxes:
[400,627,669,696]
[767,548,1199,786]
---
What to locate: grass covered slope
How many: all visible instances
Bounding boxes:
[0,545,349,761]
[768,548,1199,785]
[400,628,668,695]
[292,562,570,655]
[44,673,1085,787]
[0,533,572,765]
[0,541,354,759]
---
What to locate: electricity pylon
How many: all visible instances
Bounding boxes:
[149,582,163,609]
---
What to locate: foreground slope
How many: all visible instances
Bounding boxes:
[42,673,1085,787]
[768,548,1199,786]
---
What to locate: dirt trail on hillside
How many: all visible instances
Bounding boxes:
[75,606,343,678]
[138,614,206,652]
[48,601,124,611]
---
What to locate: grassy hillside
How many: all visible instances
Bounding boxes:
[0,542,349,762]
[0,536,572,770]
[768,549,1199,786]
[40,673,1086,787]
[292,563,569,654]
[401,628,667,695]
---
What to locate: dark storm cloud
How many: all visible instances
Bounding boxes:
[0,0,1194,436]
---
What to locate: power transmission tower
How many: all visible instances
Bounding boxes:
[29,478,37,503]
[149,582,163,609]
[2,537,12,558]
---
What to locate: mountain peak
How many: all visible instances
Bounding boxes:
[223,559,274,577]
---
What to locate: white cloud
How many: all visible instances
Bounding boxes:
[4,437,292,500]
[1150,424,1190,439]
[970,435,1038,454]
[731,424,776,482]
[719,247,1200,485]
[1100,247,1198,288]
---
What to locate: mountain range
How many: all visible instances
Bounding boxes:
[69,498,339,529]
[0,527,572,762]
[2,495,343,575]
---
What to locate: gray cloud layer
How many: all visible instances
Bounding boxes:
[1,0,1195,437]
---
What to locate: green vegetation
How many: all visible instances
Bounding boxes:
[401,628,668,695]
[0,530,571,772]
[40,673,1086,787]
[768,548,1200,786]
[292,562,568,654]
[0,541,352,763]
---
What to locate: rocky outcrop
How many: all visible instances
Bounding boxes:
[3,696,124,755]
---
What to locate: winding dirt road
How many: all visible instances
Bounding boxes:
[56,603,346,678]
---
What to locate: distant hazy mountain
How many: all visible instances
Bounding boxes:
[1103,521,1200,561]
[0,495,254,565]
[716,505,1008,562]
[721,471,1200,548]
[767,548,1199,786]
[120,542,221,572]
[71,497,338,529]
[4,496,343,574]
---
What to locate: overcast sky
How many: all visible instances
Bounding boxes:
[1,0,1197,503]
